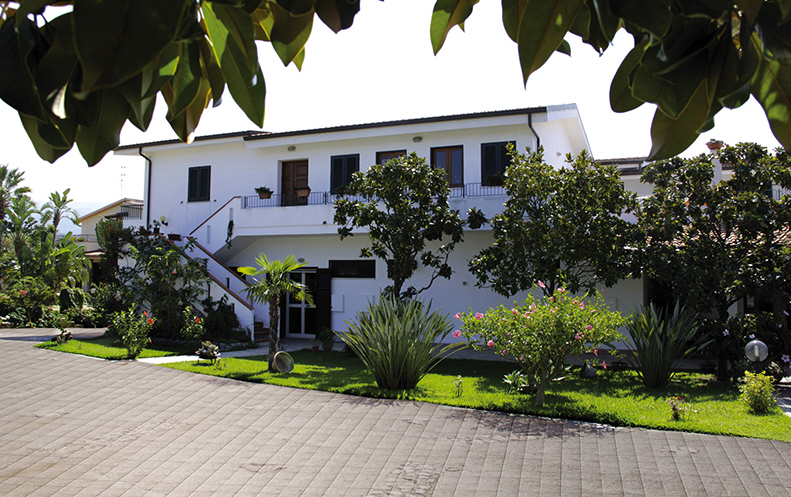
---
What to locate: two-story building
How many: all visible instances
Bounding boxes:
[116,105,644,340]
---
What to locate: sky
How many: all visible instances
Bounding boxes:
[0,0,782,228]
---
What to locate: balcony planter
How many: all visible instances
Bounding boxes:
[168,234,182,241]
[255,186,273,199]
[295,187,311,197]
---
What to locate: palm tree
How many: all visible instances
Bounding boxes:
[0,164,30,223]
[40,188,80,234]
[6,195,39,263]
[239,253,314,372]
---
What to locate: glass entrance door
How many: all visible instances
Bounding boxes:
[285,270,317,337]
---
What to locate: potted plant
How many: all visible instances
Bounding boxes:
[295,186,311,197]
[319,326,335,351]
[195,341,221,364]
[312,339,321,353]
[255,186,273,199]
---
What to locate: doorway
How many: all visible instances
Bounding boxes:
[284,270,317,337]
[281,160,309,206]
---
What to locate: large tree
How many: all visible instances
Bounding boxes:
[333,152,467,299]
[469,147,640,297]
[1,1,789,165]
[639,142,791,322]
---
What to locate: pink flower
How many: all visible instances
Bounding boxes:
[523,312,530,318]
[782,354,790,363]
[558,288,565,293]
[749,334,755,339]
[19,290,27,296]
[454,312,461,319]
[537,280,546,289]
[602,361,607,370]
[475,312,484,320]
[579,302,585,310]
[512,309,519,315]
[722,330,729,336]
[575,333,583,340]
[502,349,508,355]
[452,330,461,338]
[585,325,593,330]
[487,340,494,347]
[593,349,598,356]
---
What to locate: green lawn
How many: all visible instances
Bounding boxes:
[36,336,192,359]
[161,350,791,442]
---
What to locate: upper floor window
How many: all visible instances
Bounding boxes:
[331,154,359,193]
[432,146,463,187]
[481,141,513,186]
[376,150,407,164]
[188,166,211,202]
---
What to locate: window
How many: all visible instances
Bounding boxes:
[481,141,514,186]
[188,166,211,202]
[432,146,463,187]
[329,260,376,278]
[331,154,359,193]
[376,150,407,164]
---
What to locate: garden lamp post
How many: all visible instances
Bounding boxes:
[745,339,769,373]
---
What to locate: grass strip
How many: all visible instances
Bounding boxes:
[160,350,791,442]
[36,336,190,359]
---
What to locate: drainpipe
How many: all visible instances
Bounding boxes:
[528,112,541,151]
[138,147,152,229]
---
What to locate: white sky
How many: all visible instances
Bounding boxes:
[0,0,781,219]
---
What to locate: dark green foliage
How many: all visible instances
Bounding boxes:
[740,372,778,414]
[706,313,791,379]
[640,144,791,322]
[201,295,245,342]
[58,287,84,312]
[0,276,57,327]
[337,294,465,390]
[470,146,640,297]
[623,303,711,389]
[87,283,130,328]
[334,153,466,299]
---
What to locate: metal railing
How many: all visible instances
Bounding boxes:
[120,204,143,219]
[242,183,507,209]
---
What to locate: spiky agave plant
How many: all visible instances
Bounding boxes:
[338,294,465,391]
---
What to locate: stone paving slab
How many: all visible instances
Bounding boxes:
[1,328,790,496]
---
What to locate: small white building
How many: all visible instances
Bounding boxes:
[115,105,645,340]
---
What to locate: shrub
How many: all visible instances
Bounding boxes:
[109,306,154,358]
[457,286,625,406]
[622,303,710,389]
[201,296,245,342]
[58,287,85,312]
[740,371,778,414]
[707,312,790,380]
[0,276,57,327]
[180,306,205,342]
[88,283,130,327]
[337,294,465,390]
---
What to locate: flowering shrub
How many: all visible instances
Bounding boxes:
[666,396,696,421]
[705,312,790,379]
[109,306,154,358]
[739,371,778,414]
[457,286,625,406]
[180,306,205,342]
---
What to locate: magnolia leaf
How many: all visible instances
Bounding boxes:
[75,90,130,166]
[0,17,47,120]
[19,113,71,163]
[169,41,203,120]
[315,0,360,33]
[610,38,649,113]
[431,0,478,55]
[648,78,712,160]
[568,0,590,39]
[590,0,620,44]
[780,0,791,22]
[719,35,760,109]
[556,39,571,56]
[33,15,78,118]
[517,0,583,84]
[141,42,180,99]
[118,75,157,131]
[164,78,213,144]
[609,0,670,38]
[756,3,791,61]
[74,0,190,92]
[751,38,791,150]
[202,1,264,127]
[198,37,226,107]
[268,1,314,67]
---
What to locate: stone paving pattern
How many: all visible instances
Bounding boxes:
[1,329,790,496]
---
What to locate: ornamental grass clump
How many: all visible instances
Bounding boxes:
[622,302,710,389]
[457,286,625,406]
[337,294,465,390]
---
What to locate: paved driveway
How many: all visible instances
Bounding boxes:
[1,328,790,496]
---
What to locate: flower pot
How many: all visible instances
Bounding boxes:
[312,345,320,352]
[168,234,181,241]
[323,345,333,351]
[295,189,310,197]
[258,192,272,199]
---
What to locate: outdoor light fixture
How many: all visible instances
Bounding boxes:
[288,145,296,151]
[297,257,305,263]
[159,215,169,226]
[745,339,768,363]
[412,136,422,143]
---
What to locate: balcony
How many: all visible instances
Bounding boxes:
[241,183,507,210]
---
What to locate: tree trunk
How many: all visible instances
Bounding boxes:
[268,295,280,372]
[535,377,549,406]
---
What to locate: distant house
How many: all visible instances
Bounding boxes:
[77,198,144,281]
[115,105,647,340]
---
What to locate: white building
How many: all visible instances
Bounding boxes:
[116,105,644,340]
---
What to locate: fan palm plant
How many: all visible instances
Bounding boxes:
[238,254,314,372]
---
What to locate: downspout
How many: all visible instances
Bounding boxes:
[528,112,541,151]
[138,147,152,229]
